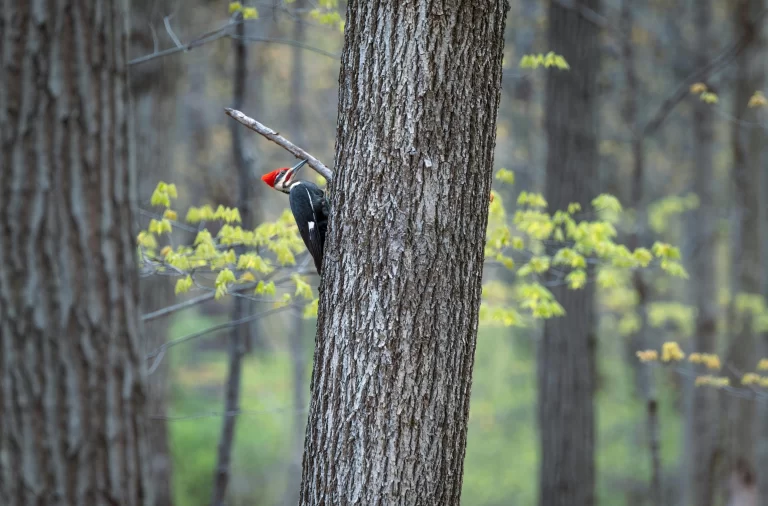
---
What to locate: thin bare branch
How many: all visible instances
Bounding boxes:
[142,291,219,322]
[149,406,309,421]
[163,15,184,49]
[225,108,334,182]
[230,34,340,59]
[140,249,313,323]
[138,208,199,233]
[145,304,295,362]
[129,18,237,66]
[129,10,343,67]
[150,22,159,54]
[642,7,768,137]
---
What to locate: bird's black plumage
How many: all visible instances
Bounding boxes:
[288,181,328,274]
[263,159,329,274]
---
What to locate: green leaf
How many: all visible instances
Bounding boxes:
[660,259,688,279]
[175,275,193,295]
[633,248,653,267]
[652,242,681,259]
[566,270,587,289]
[303,299,319,318]
[291,273,314,299]
[495,168,515,185]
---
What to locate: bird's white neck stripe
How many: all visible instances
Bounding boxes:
[304,186,317,223]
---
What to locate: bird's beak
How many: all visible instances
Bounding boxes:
[286,159,309,180]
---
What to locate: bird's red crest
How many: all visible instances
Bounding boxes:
[261,168,286,188]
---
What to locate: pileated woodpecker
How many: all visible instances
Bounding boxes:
[261,159,328,275]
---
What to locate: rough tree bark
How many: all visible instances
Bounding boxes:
[538,2,600,506]
[722,0,765,490]
[0,1,150,506]
[297,1,509,504]
[129,1,184,504]
[686,0,720,504]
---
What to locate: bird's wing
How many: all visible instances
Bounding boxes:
[289,186,325,274]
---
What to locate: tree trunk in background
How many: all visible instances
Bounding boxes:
[727,459,758,506]
[298,0,509,503]
[538,2,600,506]
[686,0,720,504]
[620,0,662,501]
[284,2,310,504]
[723,0,765,497]
[129,2,184,505]
[0,1,150,505]
[210,16,251,506]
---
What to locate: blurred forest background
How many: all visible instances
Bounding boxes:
[35,0,768,504]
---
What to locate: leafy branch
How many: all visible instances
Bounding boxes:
[480,174,688,329]
[637,341,768,402]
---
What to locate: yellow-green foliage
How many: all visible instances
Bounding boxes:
[635,339,768,392]
[748,90,767,108]
[144,176,687,330]
[138,182,317,316]
[481,169,688,329]
[648,193,699,233]
[647,302,696,337]
[733,292,768,333]
[689,82,718,104]
[519,52,570,70]
[296,0,345,32]
[228,1,258,19]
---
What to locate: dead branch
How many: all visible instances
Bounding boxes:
[230,34,340,59]
[129,18,236,66]
[145,304,295,364]
[225,108,334,182]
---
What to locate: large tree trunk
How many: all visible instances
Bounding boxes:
[297,1,509,504]
[686,0,720,504]
[129,2,184,504]
[723,0,765,489]
[0,1,150,506]
[538,2,600,506]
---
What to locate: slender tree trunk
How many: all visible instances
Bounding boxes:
[725,0,766,500]
[620,0,662,503]
[298,1,509,503]
[686,1,720,504]
[129,2,184,504]
[538,2,600,506]
[0,1,150,505]
[727,459,758,506]
[211,14,251,506]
